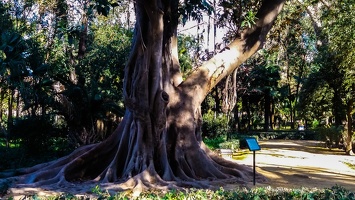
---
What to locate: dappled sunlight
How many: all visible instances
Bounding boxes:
[253,165,355,190]
[236,140,355,191]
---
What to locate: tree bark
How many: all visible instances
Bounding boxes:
[0,0,286,194]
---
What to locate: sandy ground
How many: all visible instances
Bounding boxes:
[236,140,355,191]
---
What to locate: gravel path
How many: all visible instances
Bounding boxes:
[237,140,355,190]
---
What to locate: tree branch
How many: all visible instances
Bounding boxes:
[181,0,286,105]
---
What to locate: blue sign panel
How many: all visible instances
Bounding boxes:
[245,137,261,151]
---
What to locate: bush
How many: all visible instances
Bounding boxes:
[0,117,74,171]
[203,137,225,150]
[11,117,69,154]
[315,126,343,147]
[218,139,240,150]
[231,134,259,149]
[0,137,73,171]
[203,135,259,151]
[202,111,229,138]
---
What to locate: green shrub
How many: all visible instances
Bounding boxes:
[231,135,259,149]
[203,137,225,150]
[312,120,320,128]
[202,111,229,138]
[0,137,73,171]
[316,126,343,146]
[218,139,240,150]
[11,117,57,154]
[204,135,259,151]
[143,186,354,200]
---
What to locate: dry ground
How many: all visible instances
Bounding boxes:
[236,140,355,191]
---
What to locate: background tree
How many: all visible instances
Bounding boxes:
[1,0,286,194]
[0,0,131,152]
[248,52,280,131]
[321,0,355,154]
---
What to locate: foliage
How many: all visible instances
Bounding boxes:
[3,185,355,199]
[11,117,54,154]
[241,10,258,29]
[217,0,262,41]
[298,73,334,123]
[203,135,259,150]
[232,51,281,131]
[203,136,225,150]
[0,2,12,35]
[218,139,240,150]
[49,24,132,145]
[0,136,73,171]
[203,137,240,151]
[179,0,213,25]
[323,0,355,87]
[202,110,229,138]
[315,126,344,144]
[177,34,201,75]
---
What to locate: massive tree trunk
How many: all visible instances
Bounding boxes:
[0,0,285,194]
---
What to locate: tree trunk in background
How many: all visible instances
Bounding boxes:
[6,89,14,149]
[1,0,286,193]
[15,89,20,118]
[333,88,344,127]
[345,98,354,155]
[264,89,271,131]
[0,88,3,123]
[288,85,295,129]
[345,84,355,155]
[7,89,14,131]
[78,9,87,59]
[271,100,275,129]
[242,96,252,131]
[213,87,220,116]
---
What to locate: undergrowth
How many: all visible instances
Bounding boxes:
[2,185,354,200]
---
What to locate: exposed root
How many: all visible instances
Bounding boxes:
[1,112,265,198]
[1,135,265,197]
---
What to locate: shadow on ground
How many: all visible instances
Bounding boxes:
[238,140,355,191]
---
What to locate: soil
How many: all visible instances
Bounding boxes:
[3,140,355,199]
[236,140,355,191]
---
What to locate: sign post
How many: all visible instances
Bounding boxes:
[245,137,261,185]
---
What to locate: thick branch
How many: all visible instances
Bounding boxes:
[181,0,286,104]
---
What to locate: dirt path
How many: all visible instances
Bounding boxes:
[237,140,355,191]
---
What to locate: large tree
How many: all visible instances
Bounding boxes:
[1,0,285,194]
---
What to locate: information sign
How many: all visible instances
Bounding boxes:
[245,137,261,185]
[245,137,261,151]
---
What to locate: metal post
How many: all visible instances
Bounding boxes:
[253,150,256,185]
